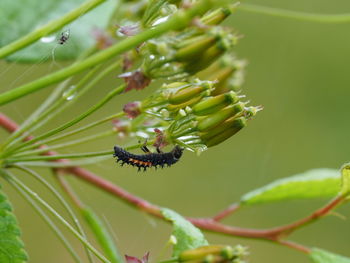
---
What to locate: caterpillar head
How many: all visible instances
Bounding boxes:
[172,145,184,160]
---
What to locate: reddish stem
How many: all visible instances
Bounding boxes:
[1,112,344,255]
[212,203,241,221]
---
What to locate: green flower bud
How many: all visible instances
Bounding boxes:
[178,245,247,263]
[179,245,231,261]
[199,117,246,142]
[204,118,246,147]
[175,35,218,62]
[168,85,208,105]
[143,27,237,79]
[183,44,226,74]
[196,54,246,95]
[192,91,240,116]
[167,96,203,112]
[200,7,232,26]
[142,0,178,28]
[197,103,244,131]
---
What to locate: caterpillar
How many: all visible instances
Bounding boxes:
[113,145,184,171]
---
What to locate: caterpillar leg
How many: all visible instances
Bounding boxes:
[140,139,151,153]
[156,147,163,154]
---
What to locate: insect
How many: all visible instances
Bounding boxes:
[113,145,184,171]
[58,30,70,45]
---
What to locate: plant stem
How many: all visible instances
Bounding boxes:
[3,65,102,151]
[2,46,99,151]
[5,150,113,164]
[1,113,342,255]
[12,165,95,263]
[2,84,125,157]
[212,203,240,221]
[0,0,224,105]
[16,112,124,154]
[0,0,107,58]
[1,170,83,263]
[0,170,111,263]
[13,157,110,168]
[13,130,117,157]
[11,58,121,147]
[56,174,122,263]
[238,3,350,23]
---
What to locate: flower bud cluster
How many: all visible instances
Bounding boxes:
[111,1,260,153]
[196,54,247,95]
[178,245,247,263]
[142,26,238,79]
[115,79,261,153]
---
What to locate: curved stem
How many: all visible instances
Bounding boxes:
[238,3,350,23]
[16,112,124,154]
[3,84,125,156]
[2,170,83,263]
[1,113,341,256]
[212,203,240,221]
[12,130,117,157]
[2,46,99,151]
[3,65,103,151]
[0,170,111,263]
[12,165,95,263]
[5,150,113,164]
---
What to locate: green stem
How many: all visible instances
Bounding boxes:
[238,3,350,23]
[158,258,178,263]
[5,142,146,165]
[0,0,107,58]
[2,171,83,263]
[6,150,113,164]
[12,165,95,263]
[0,170,111,263]
[2,46,99,151]
[81,207,123,263]
[11,157,111,168]
[13,130,117,157]
[18,58,121,140]
[3,84,125,157]
[0,0,224,105]
[3,65,103,151]
[17,112,124,154]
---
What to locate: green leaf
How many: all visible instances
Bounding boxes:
[340,164,350,199]
[81,206,123,263]
[0,184,28,263]
[310,248,350,263]
[161,208,209,257]
[0,0,117,62]
[240,169,340,206]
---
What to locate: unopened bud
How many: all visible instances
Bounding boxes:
[178,245,247,263]
[196,55,246,95]
[179,245,229,262]
[175,35,218,62]
[167,96,203,112]
[168,85,207,105]
[204,118,246,147]
[123,101,142,119]
[199,117,246,142]
[192,91,239,116]
[197,103,244,131]
[184,44,226,75]
[201,8,232,26]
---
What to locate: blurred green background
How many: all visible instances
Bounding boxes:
[1,0,350,262]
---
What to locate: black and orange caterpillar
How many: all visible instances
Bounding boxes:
[113,145,184,171]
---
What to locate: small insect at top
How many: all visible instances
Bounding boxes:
[58,30,70,45]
